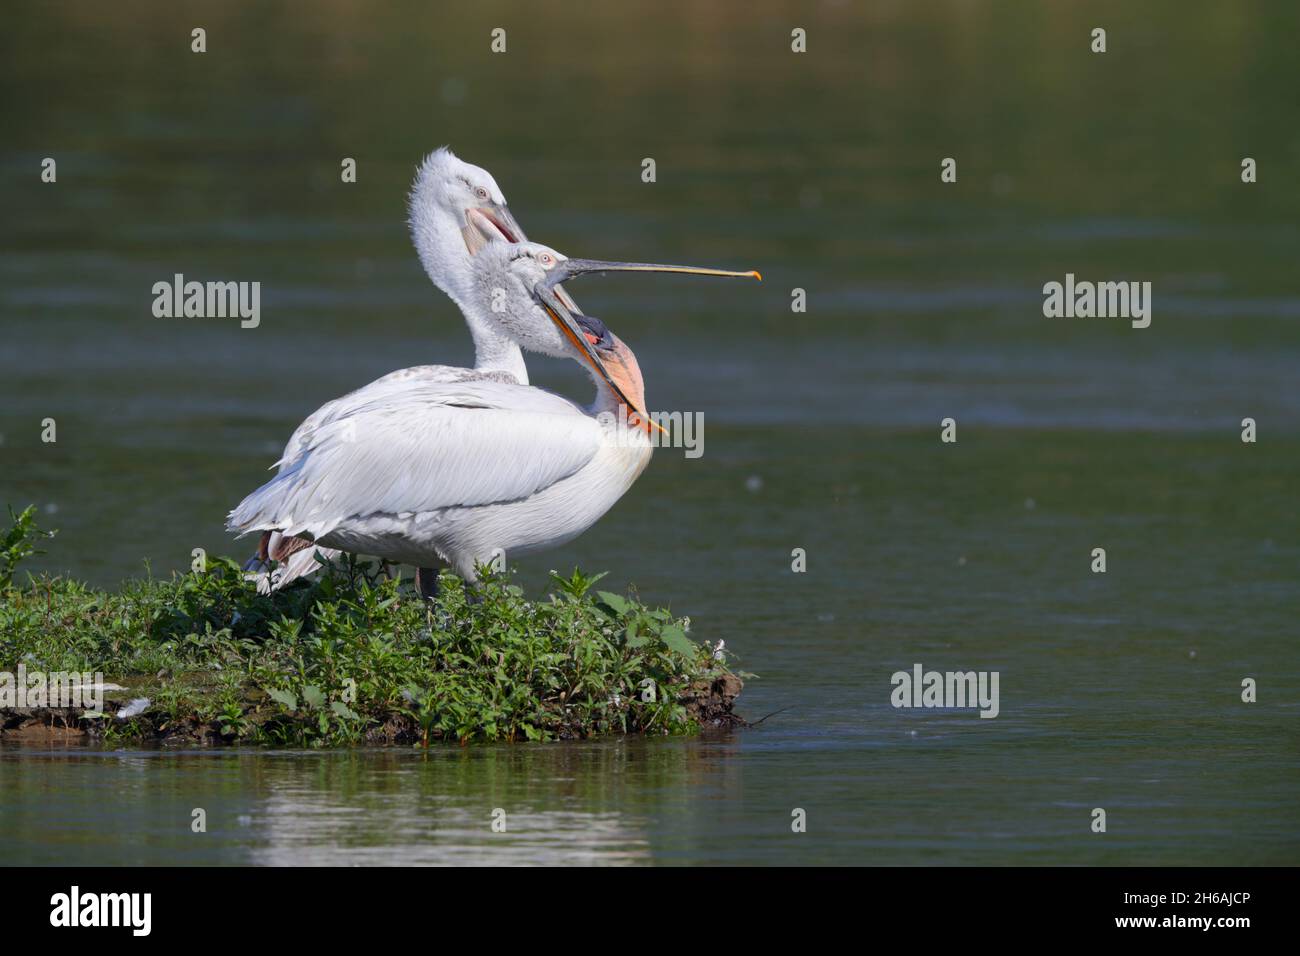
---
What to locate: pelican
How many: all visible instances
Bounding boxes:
[229,242,759,602]
[406,145,586,382]
[248,147,571,586]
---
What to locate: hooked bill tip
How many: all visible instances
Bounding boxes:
[749,270,762,282]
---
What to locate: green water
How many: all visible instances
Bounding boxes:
[1,1,1298,865]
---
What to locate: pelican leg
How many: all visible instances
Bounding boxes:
[416,567,440,603]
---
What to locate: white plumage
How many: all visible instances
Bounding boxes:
[229,363,651,581]
[233,148,757,593]
[246,149,539,587]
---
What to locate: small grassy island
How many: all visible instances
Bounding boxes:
[0,507,745,745]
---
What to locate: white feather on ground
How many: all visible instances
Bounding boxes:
[116,698,151,720]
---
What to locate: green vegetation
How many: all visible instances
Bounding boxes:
[0,507,744,746]
[1,505,56,589]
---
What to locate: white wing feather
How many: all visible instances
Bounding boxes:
[274,365,521,471]
[229,378,600,541]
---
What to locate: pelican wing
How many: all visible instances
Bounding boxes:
[275,364,522,471]
[228,379,600,541]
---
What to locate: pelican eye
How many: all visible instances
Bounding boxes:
[474,186,490,200]
[538,253,555,267]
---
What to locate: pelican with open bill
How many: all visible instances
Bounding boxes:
[528,255,761,432]
[228,241,760,606]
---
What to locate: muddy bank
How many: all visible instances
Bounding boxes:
[1,673,746,746]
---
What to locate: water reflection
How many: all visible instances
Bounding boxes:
[2,741,751,865]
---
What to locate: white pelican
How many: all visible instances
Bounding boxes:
[248,147,568,586]
[407,145,584,382]
[230,242,759,602]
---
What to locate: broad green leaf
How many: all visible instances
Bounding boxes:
[331,701,359,720]
[660,624,695,656]
[596,591,629,615]
[302,685,326,709]
[266,688,297,711]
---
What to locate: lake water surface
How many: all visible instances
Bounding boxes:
[2,1,1297,865]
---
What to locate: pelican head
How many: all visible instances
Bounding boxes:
[478,241,759,359]
[474,241,759,430]
[408,147,525,304]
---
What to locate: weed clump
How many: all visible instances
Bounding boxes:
[0,508,744,745]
